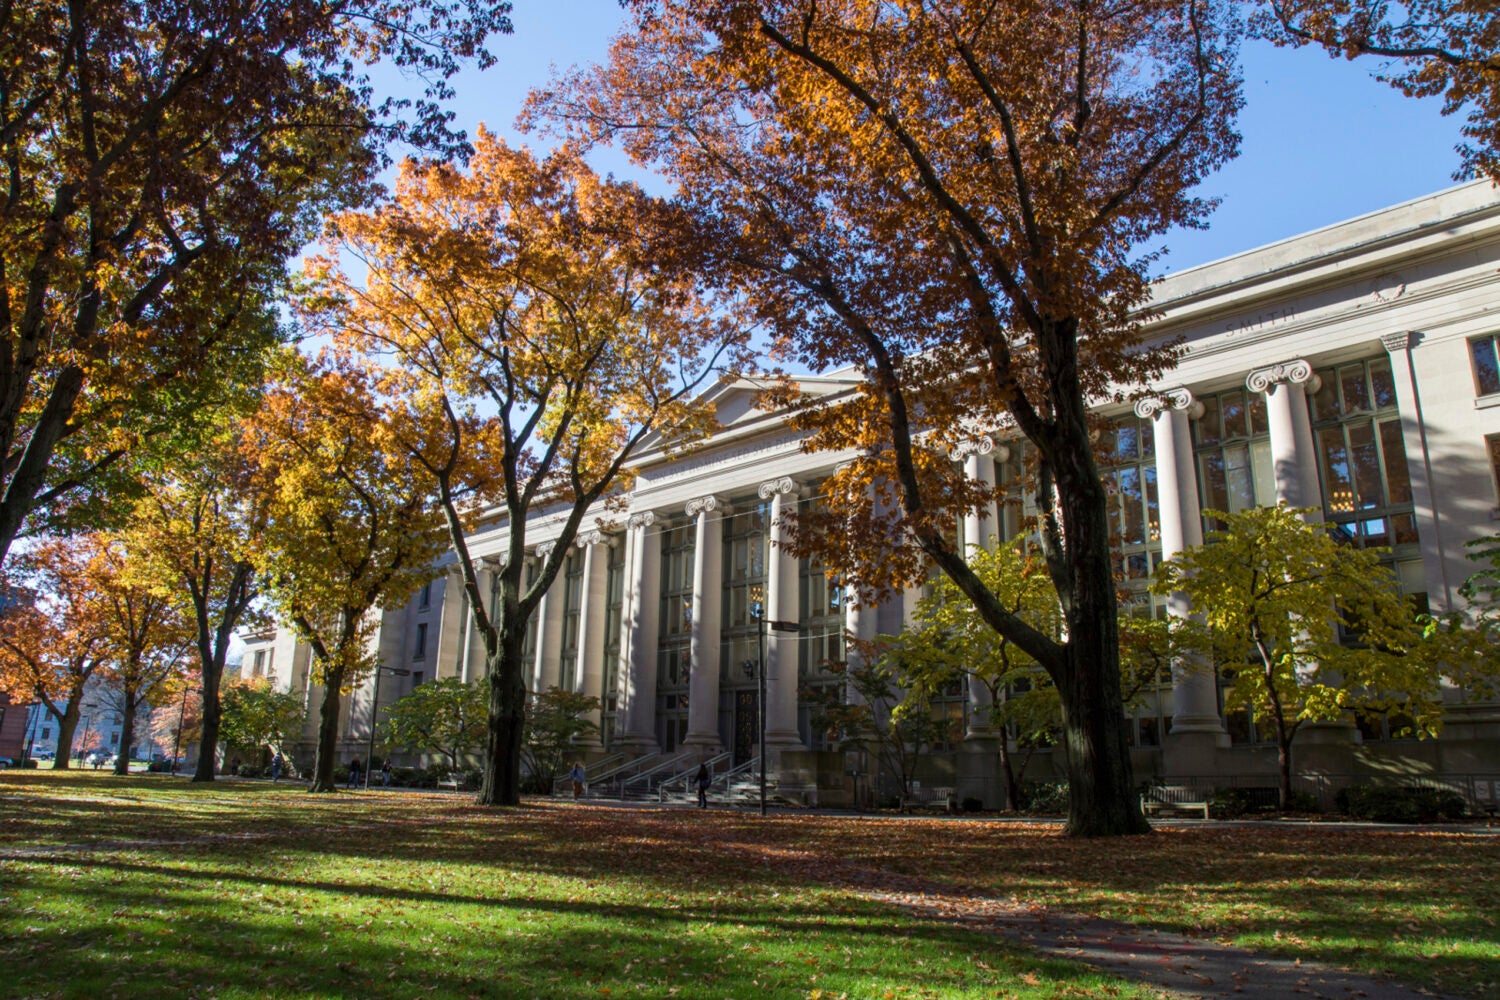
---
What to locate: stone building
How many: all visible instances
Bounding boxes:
[246,180,1500,805]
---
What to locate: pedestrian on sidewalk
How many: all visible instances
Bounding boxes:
[347,756,362,789]
[569,761,586,800]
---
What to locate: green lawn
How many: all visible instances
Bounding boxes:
[1,771,1495,999]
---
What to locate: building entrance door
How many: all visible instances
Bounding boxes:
[733,690,757,765]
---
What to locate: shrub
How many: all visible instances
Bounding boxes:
[1336,784,1468,823]
[20,758,38,769]
[1020,781,1069,813]
[236,764,263,778]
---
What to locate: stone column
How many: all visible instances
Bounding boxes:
[532,542,564,693]
[436,565,468,681]
[955,436,1003,738]
[1136,389,1227,747]
[1381,330,1453,609]
[574,530,612,749]
[684,496,727,751]
[620,511,661,753]
[760,477,804,751]
[1246,359,1324,516]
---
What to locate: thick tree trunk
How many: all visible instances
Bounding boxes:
[193,661,223,783]
[0,365,86,569]
[309,665,346,794]
[1053,424,1150,838]
[998,737,1022,811]
[50,702,81,770]
[477,627,528,806]
[113,690,139,776]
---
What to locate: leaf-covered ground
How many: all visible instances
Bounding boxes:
[0,771,1495,999]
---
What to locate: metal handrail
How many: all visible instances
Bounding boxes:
[656,752,734,800]
[617,751,698,795]
[551,752,627,795]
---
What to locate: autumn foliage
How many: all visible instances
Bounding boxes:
[538,0,1241,834]
[301,135,751,805]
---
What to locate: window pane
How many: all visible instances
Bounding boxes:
[1349,422,1383,510]
[1119,467,1145,545]
[1379,419,1412,505]
[1145,465,1160,543]
[1490,435,1500,497]
[1370,358,1397,409]
[1195,396,1221,445]
[1391,512,1419,546]
[1222,391,1247,438]
[1225,444,1255,513]
[1320,427,1353,514]
[1250,439,1277,507]
[1310,369,1339,420]
[1248,391,1267,434]
[1200,452,1227,517]
[1341,365,1371,413]
[1115,423,1138,462]
[1472,337,1500,396]
[1140,418,1154,459]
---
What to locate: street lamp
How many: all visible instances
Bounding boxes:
[747,584,803,817]
[364,665,411,789]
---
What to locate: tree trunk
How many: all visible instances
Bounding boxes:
[477,627,527,806]
[309,664,346,794]
[113,689,139,776]
[193,659,223,783]
[50,702,81,769]
[1053,432,1150,838]
[997,737,1022,810]
[1278,735,1294,812]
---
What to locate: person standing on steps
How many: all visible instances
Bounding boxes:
[695,762,711,809]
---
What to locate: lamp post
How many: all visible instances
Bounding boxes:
[171,685,190,773]
[748,584,804,817]
[364,665,411,789]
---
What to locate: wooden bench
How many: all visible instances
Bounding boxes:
[438,773,464,792]
[1140,786,1211,819]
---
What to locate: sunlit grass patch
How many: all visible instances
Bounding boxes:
[1,772,1166,999]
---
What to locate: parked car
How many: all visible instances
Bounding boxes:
[33,750,55,760]
[0,757,13,769]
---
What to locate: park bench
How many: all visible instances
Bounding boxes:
[902,784,957,813]
[1140,785,1211,819]
[438,772,471,792]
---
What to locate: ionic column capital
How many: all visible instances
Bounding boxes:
[757,477,797,500]
[627,510,656,531]
[685,495,729,518]
[1133,386,1201,420]
[950,436,995,461]
[533,541,557,560]
[1246,359,1320,395]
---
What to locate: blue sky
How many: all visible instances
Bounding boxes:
[393,0,1474,272]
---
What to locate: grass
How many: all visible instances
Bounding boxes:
[1,771,1496,999]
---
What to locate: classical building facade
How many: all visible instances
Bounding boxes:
[248,180,1500,804]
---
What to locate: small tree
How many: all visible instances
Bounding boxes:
[149,683,203,767]
[817,650,962,806]
[302,136,749,805]
[1154,505,1442,809]
[245,361,450,793]
[0,536,110,768]
[220,679,306,767]
[95,536,196,775]
[521,688,602,794]
[381,677,489,774]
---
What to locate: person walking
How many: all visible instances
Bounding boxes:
[347,756,362,789]
[271,751,284,782]
[695,762,711,809]
[568,761,586,801]
[381,759,392,788]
